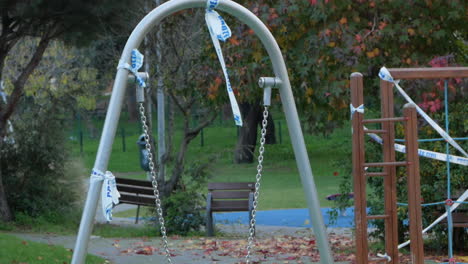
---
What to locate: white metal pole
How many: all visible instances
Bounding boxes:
[71,1,334,263]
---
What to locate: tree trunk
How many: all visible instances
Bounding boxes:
[265,112,276,144]
[0,161,13,221]
[161,109,217,197]
[234,102,276,164]
[126,84,138,122]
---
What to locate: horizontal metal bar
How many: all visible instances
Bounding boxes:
[127,72,149,83]
[365,172,388,177]
[397,201,446,207]
[395,137,468,143]
[367,214,390,220]
[364,161,408,167]
[364,129,387,134]
[387,67,468,79]
[362,117,406,124]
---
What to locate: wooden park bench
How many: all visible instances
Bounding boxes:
[115,177,155,224]
[441,209,468,250]
[448,212,468,228]
[206,182,255,236]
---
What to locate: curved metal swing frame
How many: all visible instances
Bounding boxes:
[71,1,334,263]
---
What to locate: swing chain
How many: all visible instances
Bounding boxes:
[139,102,173,264]
[245,106,269,263]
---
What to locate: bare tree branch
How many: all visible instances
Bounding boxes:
[188,110,217,136]
[1,33,51,123]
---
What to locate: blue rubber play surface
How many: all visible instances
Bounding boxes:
[214,207,356,228]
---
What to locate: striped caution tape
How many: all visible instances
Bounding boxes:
[205,0,242,126]
[90,169,121,221]
[365,127,468,166]
[117,49,146,88]
[398,189,468,249]
[379,67,468,158]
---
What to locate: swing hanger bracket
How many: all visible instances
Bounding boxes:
[129,72,149,103]
[258,77,282,89]
[127,72,149,84]
[258,77,281,107]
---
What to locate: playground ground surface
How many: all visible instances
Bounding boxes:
[5,225,454,264]
[3,204,465,264]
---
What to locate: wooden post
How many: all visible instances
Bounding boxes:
[380,79,399,263]
[351,72,368,263]
[403,104,425,263]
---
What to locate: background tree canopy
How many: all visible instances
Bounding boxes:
[0,0,134,221]
[220,0,467,134]
[0,0,466,240]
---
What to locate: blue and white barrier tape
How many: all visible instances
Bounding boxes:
[376,253,392,262]
[205,0,242,126]
[117,49,146,88]
[350,104,364,120]
[398,189,468,249]
[379,66,468,158]
[90,169,121,221]
[365,127,468,166]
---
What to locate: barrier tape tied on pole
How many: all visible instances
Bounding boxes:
[90,169,121,221]
[205,0,243,126]
[350,104,364,120]
[118,49,146,88]
[379,67,468,158]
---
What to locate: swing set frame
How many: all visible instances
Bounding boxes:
[71,1,335,263]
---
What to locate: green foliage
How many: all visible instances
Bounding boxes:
[155,161,213,235]
[0,85,88,219]
[161,190,206,235]
[3,39,100,110]
[1,0,134,45]
[219,0,467,134]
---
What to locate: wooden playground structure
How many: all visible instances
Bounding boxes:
[350,67,468,264]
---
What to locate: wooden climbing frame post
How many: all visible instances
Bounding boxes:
[350,70,435,264]
[351,67,468,263]
[380,77,399,264]
[351,73,402,263]
[403,104,425,264]
[350,73,368,263]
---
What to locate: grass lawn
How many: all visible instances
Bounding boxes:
[70,109,351,212]
[92,223,158,238]
[0,232,107,264]
[0,213,160,238]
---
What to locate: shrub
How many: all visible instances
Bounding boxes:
[0,96,86,222]
[152,160,212,236]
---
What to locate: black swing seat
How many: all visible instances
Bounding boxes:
[206,182,255,236]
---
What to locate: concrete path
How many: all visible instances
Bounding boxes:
[10,225,353,264]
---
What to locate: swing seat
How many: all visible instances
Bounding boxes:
[206,182,255,236]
